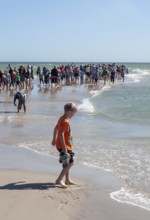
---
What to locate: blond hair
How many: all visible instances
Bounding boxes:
[64,102,77,113]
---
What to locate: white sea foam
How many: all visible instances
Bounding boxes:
[131,68,150,75]
[101,84,112,91]
[90,84,112,95]
[82,161,112,172]
[7,116,15,122]
[89,90,101,97]
[78,98,95,113]
[0,115,16,123]
[0,116,4,122]
[132,68,142,73]
[110,188,150,211]
[125,74,140,83]
[78,83,116,112]
[142,71,150,76]
[18,143,57,159]
[126,69,150,83]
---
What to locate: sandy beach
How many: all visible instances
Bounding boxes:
[0,144,150,220]
[1,0,150,217]
[0,76,150,219]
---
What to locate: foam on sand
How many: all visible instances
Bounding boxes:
[110,187,150,211]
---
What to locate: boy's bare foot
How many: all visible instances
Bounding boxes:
[55,180,67,189]
[65,180,76,185]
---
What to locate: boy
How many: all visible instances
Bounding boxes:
[14,89,26,113]
[51,102,77,188]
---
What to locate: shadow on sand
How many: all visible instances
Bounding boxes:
[0,111,17,114]
[0,101,12,103]
[0,182,62,190]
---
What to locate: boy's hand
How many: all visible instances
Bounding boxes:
[51,140,56,146]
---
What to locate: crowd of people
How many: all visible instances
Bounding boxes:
[0,63,128,113]
[0,63,128,93]
[0,64,34,92]
[36,63,128,87]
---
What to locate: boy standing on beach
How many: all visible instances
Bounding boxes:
[51,102,77,188]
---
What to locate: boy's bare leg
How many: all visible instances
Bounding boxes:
[55,163,73,188]
[65,163,76,185]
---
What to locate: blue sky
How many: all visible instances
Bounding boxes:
[0,0,150,62]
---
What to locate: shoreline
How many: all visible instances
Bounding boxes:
[0,144,150,220]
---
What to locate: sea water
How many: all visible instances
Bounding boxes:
[77,63,150,211]
[0,62,150,211]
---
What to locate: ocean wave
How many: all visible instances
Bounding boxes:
[78,98,95,113]
[90,84,112,95]
[132,68,143,73]
[125,75,140,83]
[79,84,113,112]
[127,68,150,83]
[110,187,150,211]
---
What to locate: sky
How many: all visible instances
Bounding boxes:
[0,0,150,62]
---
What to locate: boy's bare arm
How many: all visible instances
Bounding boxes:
[60,132,67,154]
[51,125,58,146]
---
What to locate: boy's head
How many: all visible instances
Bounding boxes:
[64,102,77,118]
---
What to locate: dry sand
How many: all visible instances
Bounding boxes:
[0,169,82,220]
[0,145,150,220]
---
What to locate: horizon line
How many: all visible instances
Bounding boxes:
[0,61,150,64]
